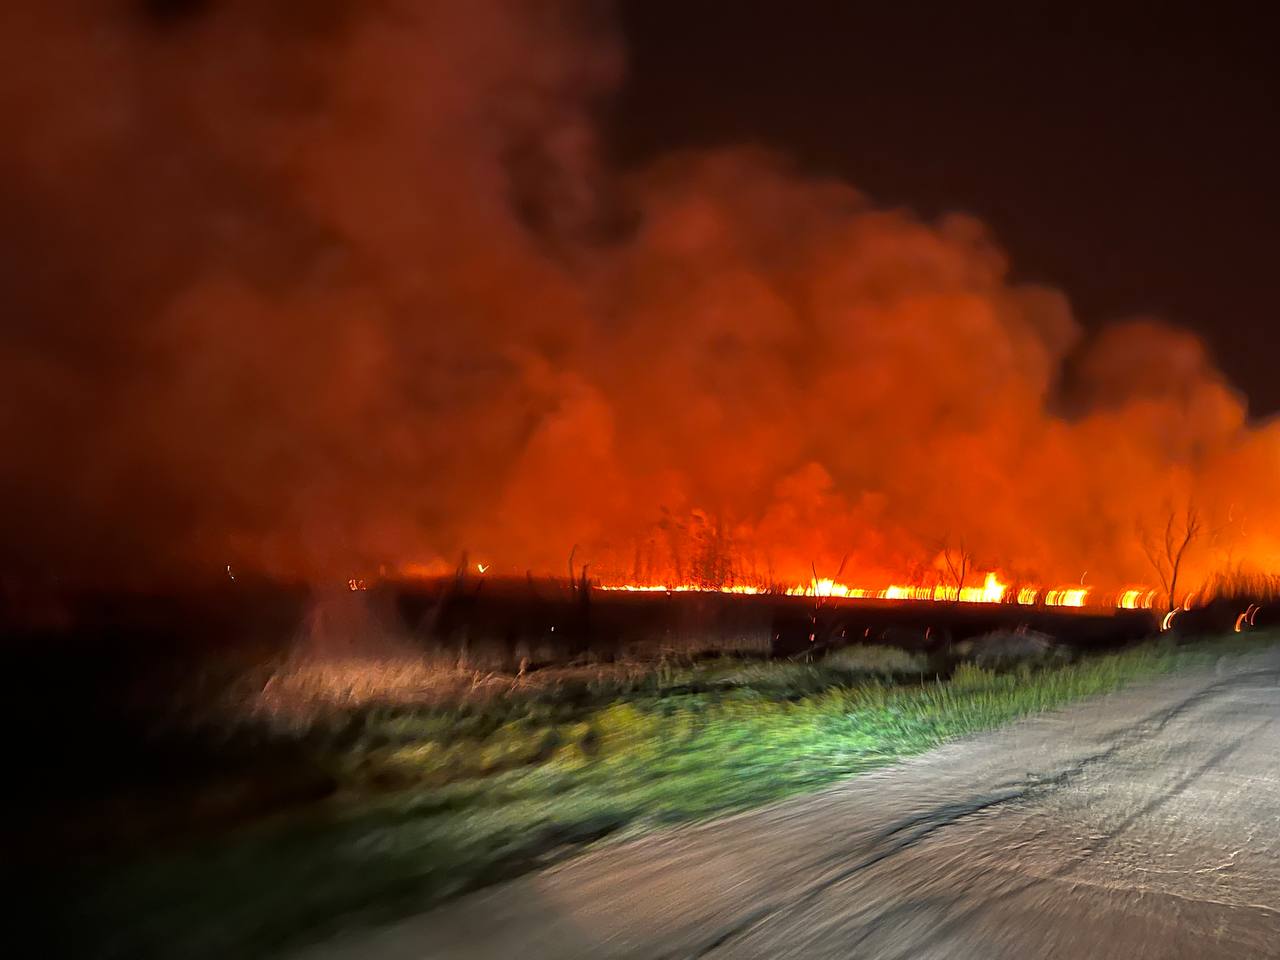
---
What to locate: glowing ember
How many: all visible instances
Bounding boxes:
[1235,603,1262,632]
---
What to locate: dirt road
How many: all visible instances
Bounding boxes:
[300,646,1280,959]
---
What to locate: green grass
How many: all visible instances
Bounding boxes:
[73,632,1276,959]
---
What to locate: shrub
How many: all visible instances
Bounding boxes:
[954,629,1067,670]
[822,644,928,675]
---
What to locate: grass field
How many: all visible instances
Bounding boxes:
[68,631,1276,959]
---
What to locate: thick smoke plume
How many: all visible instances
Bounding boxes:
[2,1,1277,590]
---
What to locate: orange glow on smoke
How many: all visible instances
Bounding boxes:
[8,7,1280,600]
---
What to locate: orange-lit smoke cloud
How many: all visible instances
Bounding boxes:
[1,1,1277,589]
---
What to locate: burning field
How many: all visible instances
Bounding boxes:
[4,2,1280,958]
[2,1,1279,602]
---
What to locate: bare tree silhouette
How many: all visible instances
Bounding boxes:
[1141,504,1202,613]
[940,538,973,599]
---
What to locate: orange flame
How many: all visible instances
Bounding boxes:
[1045,587,1088,607]
[401,565,1174,612]
[608,572,1018,605]
[1118,588,1157,609]
[592,575,1178,611]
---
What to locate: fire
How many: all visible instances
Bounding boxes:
[592,573,1167,611]
[786,578,873,599]
[598,583,768,595]
[1044,588,1088,607]
[873,572,1008,603]
[605,572,1012,605]
[10,4,1280,606]
[1118,588,1157,609]
[400,559,1168,612]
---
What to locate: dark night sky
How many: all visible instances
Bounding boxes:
[612,2,1279,416]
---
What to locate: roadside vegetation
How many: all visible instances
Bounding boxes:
[70,630,1276,959]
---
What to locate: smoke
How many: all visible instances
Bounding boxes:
[2,1,1277,589]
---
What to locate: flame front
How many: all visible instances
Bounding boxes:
[594,571,1164,610]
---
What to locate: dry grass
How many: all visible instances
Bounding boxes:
[245,653,695,730]
[821,643,930,674]
[253,656,481,727]
[1199,568,1280,603]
